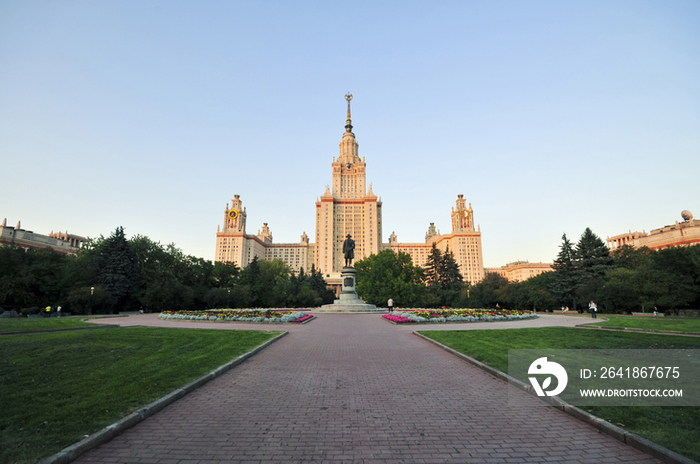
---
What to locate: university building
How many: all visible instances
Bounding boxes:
[0,218,88,254]
[215,95,485,285]
[607,210,700,251]
[485,261,553,282]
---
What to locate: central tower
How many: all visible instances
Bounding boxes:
[315,94,382,277]
[332,93,365,199]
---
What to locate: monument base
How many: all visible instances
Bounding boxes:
[317,266,380,313]
[316,303,382,313]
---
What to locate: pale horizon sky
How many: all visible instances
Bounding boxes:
[1,1,698,268]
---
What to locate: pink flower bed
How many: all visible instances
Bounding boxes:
[290,314,314,323]
[382,314,415,324]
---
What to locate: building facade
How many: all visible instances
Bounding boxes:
[214,196,314,273]
[485,261,553,282]
[215,95,484,284]
[0,218,87,254]
[386,195,485,284]
[607,211,700,251]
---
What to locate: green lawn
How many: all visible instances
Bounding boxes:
[0,316,99,333]
[420,327,700,462]
[0,326,280,464]
[591,315,700,333]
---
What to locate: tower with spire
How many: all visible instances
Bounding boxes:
[315,94,382,276]
[214,93,485,287]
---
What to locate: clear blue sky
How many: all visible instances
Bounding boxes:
[1,1,698,267]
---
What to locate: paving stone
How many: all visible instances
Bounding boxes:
[73,314,665,463]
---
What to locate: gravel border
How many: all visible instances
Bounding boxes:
[413,331,698,464]
[37,331,288,464]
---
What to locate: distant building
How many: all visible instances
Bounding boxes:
[215,95,485,284]
[215,201,314,275]
[386,196,485,285]
[607,211,700,251]
[485,261,553,283]
[0,218,88,254]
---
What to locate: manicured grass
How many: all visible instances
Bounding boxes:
[419,327,700,462]
[591,315,700,333]
[0,326,280,464]
[0,316,99,333]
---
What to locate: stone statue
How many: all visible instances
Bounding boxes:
[342,234,355,267]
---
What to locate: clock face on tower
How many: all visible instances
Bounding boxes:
[228,210,238,219]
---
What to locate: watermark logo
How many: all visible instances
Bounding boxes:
[528,357,568,396]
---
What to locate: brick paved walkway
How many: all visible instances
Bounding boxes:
[75,314,662,463]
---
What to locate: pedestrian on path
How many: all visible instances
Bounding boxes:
[589,300,597,318]
[44,306,51,317]
[387,298,393,313]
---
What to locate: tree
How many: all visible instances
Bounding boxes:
[548,233,577,310]
[211,261,240,288]
[440,247,464,291]
[422,243,442,290]
[355,249,424,306]
[574,228,614,308]
[0,246,71,310]
[549,229,613,311]
[143,281,194,313]
[467,273,509,309]
[419,244,464,307]
[96,227,139,311]
[307,264,335,305]
[575,228,613,273]
[66,285,114,315]
[490,273,558,312]
[257,259,293,307]
[610,245,654,269]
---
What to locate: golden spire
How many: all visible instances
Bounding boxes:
[345,92,353,132]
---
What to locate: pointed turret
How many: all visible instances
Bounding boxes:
[345,92,353,133]
[338,93,359,165]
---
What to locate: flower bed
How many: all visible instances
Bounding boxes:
[382,314,415,324]
[159,309,312,323]
[292,314,315,323]
[389,308,537,323]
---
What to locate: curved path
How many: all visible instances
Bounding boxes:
[75,314,662,463]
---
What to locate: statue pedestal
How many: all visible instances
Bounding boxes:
[318,266,380,313]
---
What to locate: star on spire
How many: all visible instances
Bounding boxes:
[345,92,353,133]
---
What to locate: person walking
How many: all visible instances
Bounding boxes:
[387,298,394,313]
[589,300,597,318]
[45,306,52,317]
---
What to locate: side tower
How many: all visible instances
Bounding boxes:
[315,94,382,277]
[215,195,264,267]
[447,194,484,284]
[388,194,484,284]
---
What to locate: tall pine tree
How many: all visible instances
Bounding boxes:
[549,233,577,310]
[96,226,139,310]
[574,228,614,307]
[423,243,443,290]
[420,243,464,306]
[440,246,464,292]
